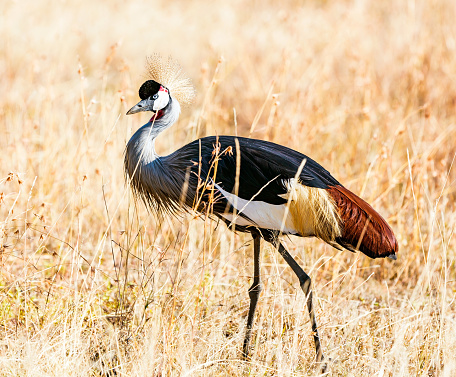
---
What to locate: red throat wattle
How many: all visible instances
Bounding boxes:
[149,110,164,122]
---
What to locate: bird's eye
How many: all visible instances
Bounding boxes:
[152,94,159,100]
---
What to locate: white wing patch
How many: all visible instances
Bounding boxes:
[215,184,297,234]
[218,213,253,227]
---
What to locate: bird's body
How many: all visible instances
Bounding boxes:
[124,56,398,368]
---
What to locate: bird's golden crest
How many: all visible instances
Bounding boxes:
[145,54,195,106]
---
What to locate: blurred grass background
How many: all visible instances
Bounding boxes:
[1,0,455,375]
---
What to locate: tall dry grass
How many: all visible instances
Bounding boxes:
[1,0,455,375]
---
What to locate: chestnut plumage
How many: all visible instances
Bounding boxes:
[328,185,398,259]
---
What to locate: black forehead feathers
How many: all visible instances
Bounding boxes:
[138,80,161,100]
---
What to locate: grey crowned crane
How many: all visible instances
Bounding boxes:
[124,56,398,364]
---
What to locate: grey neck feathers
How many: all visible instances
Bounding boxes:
[124,97,189,214]
[125,97,181,168]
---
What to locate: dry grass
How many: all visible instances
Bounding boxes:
[1,0,456,375]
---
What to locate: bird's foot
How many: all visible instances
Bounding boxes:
[317,357,338,374]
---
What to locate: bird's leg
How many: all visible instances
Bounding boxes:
[274,241,325,365]
[242,232,263,358]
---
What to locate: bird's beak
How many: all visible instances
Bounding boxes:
[126,98,153,115]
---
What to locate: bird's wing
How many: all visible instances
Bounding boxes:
[194,135,340,204]
[170,136,340,235]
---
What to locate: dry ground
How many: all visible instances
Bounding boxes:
[1,0,456,376]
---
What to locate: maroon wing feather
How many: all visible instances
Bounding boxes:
[327,185,398,259]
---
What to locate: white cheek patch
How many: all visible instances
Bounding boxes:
[153,90,170,111]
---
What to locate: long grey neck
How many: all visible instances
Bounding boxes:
[125,97,181,168]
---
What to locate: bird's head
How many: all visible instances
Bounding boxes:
[126,80,170,119]
[126,55,195,123]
